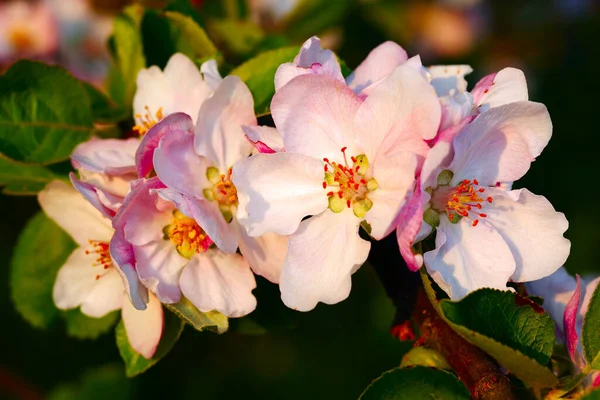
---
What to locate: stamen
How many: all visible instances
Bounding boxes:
[133,106,164,136]
[85,240,113,280]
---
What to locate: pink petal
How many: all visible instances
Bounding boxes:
[134,240,186,304]
[194,75,256,171]
[109,228,149,310]
[71,137,139,175]
[396,185,425,271]
[471,68,528,112]
[153,128,210,199]
[274,36,344,91]
[448,101,552,186]
[232,153,328,237]
[564,274,582,364]
[70,173,116,219]
[135,112,194,177]
[80,269,124,317]
[271,74,362,161]
[243,125,284,154]
[122,292,164,359]
[280,210,370,311]
[346,41,408,95]
[180,251,257,318]
[354,62,439,163]
[428,65,473,97]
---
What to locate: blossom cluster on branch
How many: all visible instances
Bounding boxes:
[36,35,575,362]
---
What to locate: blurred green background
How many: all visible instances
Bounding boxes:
[1,0,599,398]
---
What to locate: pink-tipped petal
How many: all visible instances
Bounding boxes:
[134,240,186,304]
[194,75,255,172]
[346,41,408,95]
[71,137,139,175]
[471,68,528,112]
[153,129,210,199]
[70,173,116,219]
[109,229,149,310]
[280,210,370,311]
[396,185,425,271]
[271,74,362,161]
[181,251,257,318]
[135,112,194,177]
[243,125,284,154]
[564,274,582,364]
[122,292,164,359]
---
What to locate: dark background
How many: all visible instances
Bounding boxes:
[1,0,599,398]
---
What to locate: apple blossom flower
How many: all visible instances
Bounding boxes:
[39,180,163,359]
[0,1,58,63]
[110,176,257,318]
[399,98,570,300]
[69,137,140,218]
[133,53,222,135]
[136,74,287,284]
[233,59,441,311]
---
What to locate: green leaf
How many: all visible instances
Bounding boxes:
[82,82,128,123]
[441,289,555,365]
[10,212,77,329]
[165,11,219,61]
[141,9,177,69]
[359,366,470,400]
[208,19,264,57]
[421,271,559,389]
[581,387,600,400]
[110,6,146,109]
[61,309,119,340]
[47,364,133,400]
[583,283,600,369]
[165,295,228,333]
[0,153,66,195]
[229,46,300,116]
[115,308,184,377]
[0,60,93,164]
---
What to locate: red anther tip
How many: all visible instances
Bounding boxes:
[338,191,343,198]
[322,182,327,189]
[487,197,493,203]
[341,146,347,152]
[478,188,485,192]
[449,214,454,220]
[472,220,479,227]
[346,199,351,208]
[391,320,415,341]
[479,213,487,218]
[351,156,357,163]
[473,179,479,185]
[323,158,329,162]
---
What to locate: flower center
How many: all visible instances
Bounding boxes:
[133,106,164,136]
[322,147,378,218]
[430,176,493,227]
[85,240,113,280]
[202,167,238,223]
[164,210,212,258]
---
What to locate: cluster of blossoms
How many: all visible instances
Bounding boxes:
[39,36,571,358]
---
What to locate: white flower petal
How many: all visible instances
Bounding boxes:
[232,153,328,237]
[180,251,257,318]
[71,137,139,175]
[484,188,570,282]
[236,221,287,283]
[473,67,528,112]
[428,65,473,96]
[122,292,164,359]
[424,217,516,300]
[347,41,408,95]
[53,247,103,310]
[39,180,113,245]
[194,75,256,171]
[80,269,124,317]
[200,59,223,91]
[280,210,370,311]
[243,125,284,153]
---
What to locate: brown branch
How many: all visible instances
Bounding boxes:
[412,290,516,400]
